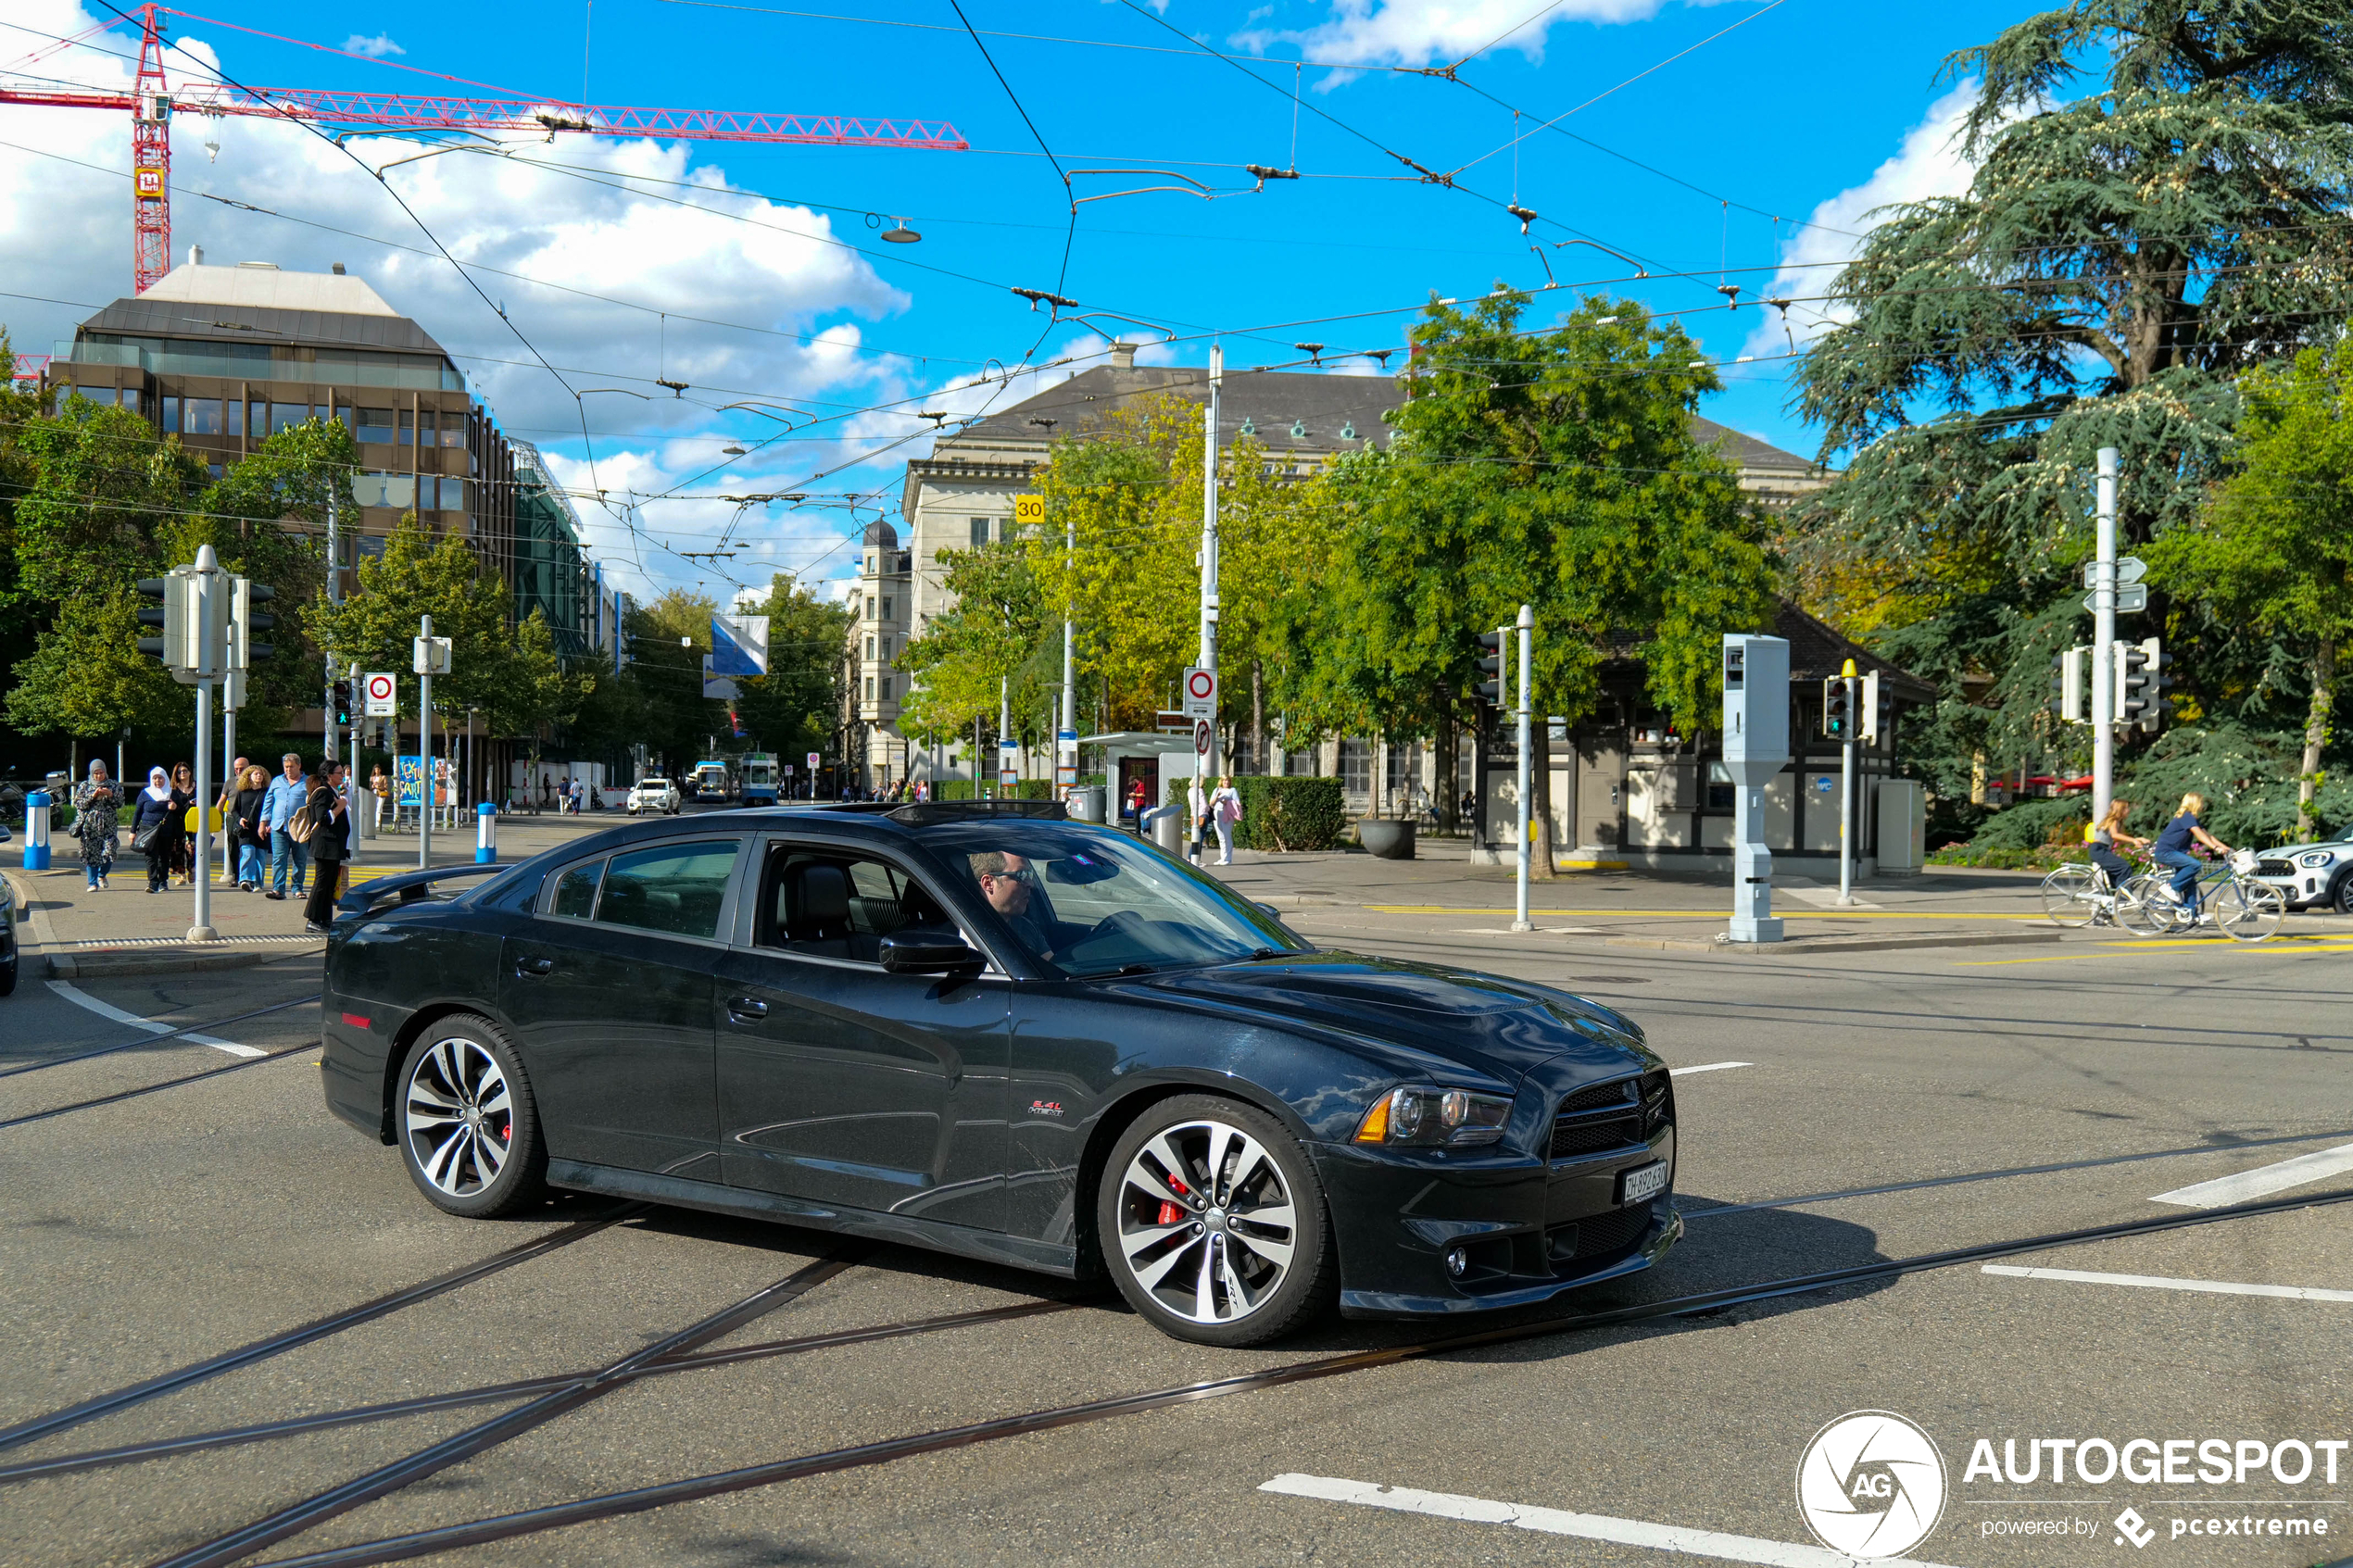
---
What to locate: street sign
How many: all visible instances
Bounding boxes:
[1013,494,1045,528]
[2118,556,2147,584]
[1193,718,1212,756]
[363,671,396,716]
[1182,665,1216,720]
[2082,584,2148,613]
[806,752,821,771]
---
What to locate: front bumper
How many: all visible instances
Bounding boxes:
[1313,1124,1680,1319]
[2256,872,2330,909]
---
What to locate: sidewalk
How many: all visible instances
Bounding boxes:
[6,808,623,980]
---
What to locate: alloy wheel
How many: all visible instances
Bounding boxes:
[1114,1119,1298,1326]
[402,1036,513,1198]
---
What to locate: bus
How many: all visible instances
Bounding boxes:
[741,753,779,807]
[689,759,733,802]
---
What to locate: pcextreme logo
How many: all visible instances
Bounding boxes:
[1796,1411,1949,1560]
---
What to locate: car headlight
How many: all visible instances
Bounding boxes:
[1353,1085,1513,1147]
[2298,850,2334,869]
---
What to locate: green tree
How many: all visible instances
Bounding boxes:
[303,515,518,734]
[2153,335,2353,834]
[1788,0,2353,797]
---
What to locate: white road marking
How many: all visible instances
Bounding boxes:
[2149,1142,2353,1209]
[1983,1264,2353,1303]
[1259,1474,1966,1568]
[1775,883,1881,909]
[1671,1061,1753,1076]
[45,981,266,1059]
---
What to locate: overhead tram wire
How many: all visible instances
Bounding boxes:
[947,0,1076,300]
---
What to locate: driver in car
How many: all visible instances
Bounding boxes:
[970,850,1053,959]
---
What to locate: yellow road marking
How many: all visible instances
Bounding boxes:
[1362,906,2049,921]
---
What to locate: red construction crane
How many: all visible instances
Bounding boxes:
[0,4,967,294]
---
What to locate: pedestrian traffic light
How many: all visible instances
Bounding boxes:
[1859,670,1894,745]
[2050,645,2087,725]
[2118,635,2168,731]
[331,678,353,727]
[1476,628,1508,705]
[229,576,274,669]
[132,564,223,682]
[1821,675,1851,739]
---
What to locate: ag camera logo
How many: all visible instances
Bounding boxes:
[1797,1411,1949,1559]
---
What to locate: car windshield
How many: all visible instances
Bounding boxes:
[638,779,669,788]
[926,822,1307,978]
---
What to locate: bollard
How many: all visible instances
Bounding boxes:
[22,792,51,870]
[475,799,497,864]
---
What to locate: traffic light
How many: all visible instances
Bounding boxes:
[1476,628,1508,705]
[133,566,222,683]
[1821,675,1851,739]
[2049,645,2087,724]
[1859,669,1894,745]
[331,678,353,727]
[230,577,274,669]
[2118,635,2168,731]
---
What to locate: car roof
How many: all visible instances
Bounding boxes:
[592,799,1072,845]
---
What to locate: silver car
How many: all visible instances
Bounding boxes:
[2253,840,2353,912]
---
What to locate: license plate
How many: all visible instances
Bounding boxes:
[1617,1160,1669,1205]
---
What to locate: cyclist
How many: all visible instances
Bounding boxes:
[2086,798,2147,889]
[2151,792,2232,920]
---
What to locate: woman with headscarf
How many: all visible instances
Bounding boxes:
[70,759,122,891]
[132,766,179,894]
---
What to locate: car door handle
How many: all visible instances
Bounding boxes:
[726,997,768,1022]
[515,956,555,977]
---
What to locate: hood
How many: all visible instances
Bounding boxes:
[1139,951,1650,1085]
[2258,840,2349,862]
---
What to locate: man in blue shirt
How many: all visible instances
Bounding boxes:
[261,752,309,900]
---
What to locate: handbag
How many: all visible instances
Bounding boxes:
[131,818,167,857]
[288,801,319,844]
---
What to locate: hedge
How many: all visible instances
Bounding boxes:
[934,778,1053,801]
[1237,775,1346,851]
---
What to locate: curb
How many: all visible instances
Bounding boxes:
[1604,930,2066,956]
[47,943,322,981]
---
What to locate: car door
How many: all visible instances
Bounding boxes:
[501,835,747,1179]
[716,837,1009,1227]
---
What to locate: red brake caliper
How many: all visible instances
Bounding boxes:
[1156,1173,1189,1226]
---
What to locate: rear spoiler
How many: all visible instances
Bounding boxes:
[337,863,510,918]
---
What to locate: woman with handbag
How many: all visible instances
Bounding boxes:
[233,764,271,891]
[300,763,350,935]
[132,766,177,893]
[165,762,196,886]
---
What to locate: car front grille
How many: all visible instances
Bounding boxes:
[1550,1069,1673,1161]
[2259,859,2295,879]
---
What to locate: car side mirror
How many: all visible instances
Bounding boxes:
[879,928,984,974]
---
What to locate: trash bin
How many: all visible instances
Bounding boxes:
[1144,804,1183,853]
[1067,784,1106,823]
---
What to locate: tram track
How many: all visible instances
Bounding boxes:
[0,1207,642,1456]
[0,994,321,1080]
[208,1182,2353,1568]
[0,1041,324,1132]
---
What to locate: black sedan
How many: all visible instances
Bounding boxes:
[320,802,1680,1346]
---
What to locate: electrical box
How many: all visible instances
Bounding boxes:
[1878,779,1926,872]
[1721,633,1790,943]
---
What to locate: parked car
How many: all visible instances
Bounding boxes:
[626,778,681,816]
[0,822,18,996]
[318,802,1679,1347]
[2253,839,2353,912]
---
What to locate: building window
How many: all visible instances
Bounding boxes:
[206,462,224,482]
[865,635,875,660]
[119,387,141,414]
[864,676,875,700]
[881,596,893,621]
[879,674,891,700]
[357,407,395,445]
[161,395,180,433]
[271,401,312,435]
[1340,739,1370,798]
[866,552,876,574]
[249,400,269,438]
[440,412,465,448]
[970,516,990,547]
[398,408,415,445]
[182,396,224,435]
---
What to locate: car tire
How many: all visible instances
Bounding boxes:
[0,947,17,997]
[1096,1093,1337,1348]
[396,1016,547,1219]
[2334,871,2353,915]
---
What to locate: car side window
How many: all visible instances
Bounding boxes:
[757,845,953,964]
[594,840,740,940]
[548,859,603,920]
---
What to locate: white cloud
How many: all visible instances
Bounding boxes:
[1739,79,1980,360]
[1233,0,1694,73]
[0,2,936,602]
[341,33,405,58]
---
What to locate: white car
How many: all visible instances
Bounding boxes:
[627,778,682,816]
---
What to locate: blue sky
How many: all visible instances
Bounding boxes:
[0,0,2029,603]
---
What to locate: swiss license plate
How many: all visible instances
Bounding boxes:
[1617,1160,1669,1205]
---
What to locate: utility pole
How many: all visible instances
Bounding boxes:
[1512,604,1533,933]
[2092,445,2119,829]
[1060,503,1076,797]
[1000,676,1011,798]
[1837,657,1859,905]
[1199,343,1222,781]
[189,545,221,942]
[414,614,453,871]
[322,481,340,765]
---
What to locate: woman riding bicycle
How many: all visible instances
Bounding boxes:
[2151,792,2232,917]
[2086,798,2147,889]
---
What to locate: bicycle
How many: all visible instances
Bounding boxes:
[2041,857,2151,929]
[2117,848,2284,942]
